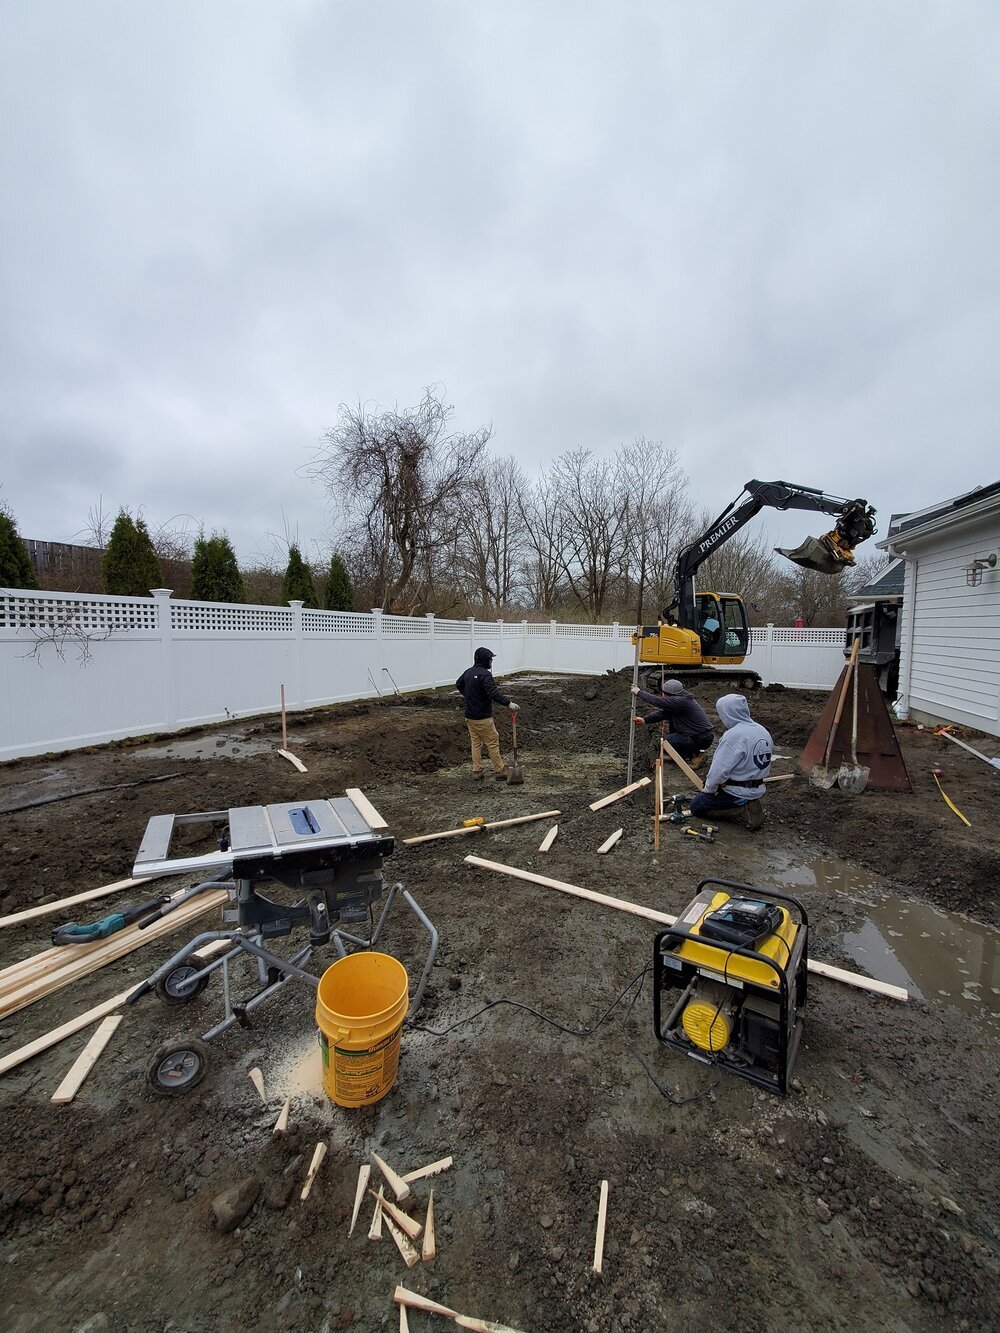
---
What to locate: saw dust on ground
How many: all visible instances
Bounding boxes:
[0,672,998,1331]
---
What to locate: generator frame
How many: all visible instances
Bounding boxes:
[653,879,808,1095]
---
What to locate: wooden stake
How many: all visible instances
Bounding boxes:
[589,777,651,812]
[383,1213,421,1268]
[592,1179,609,1274]
[372,1152,412,1201]
[401,1155,453,1184]
[300,1142,327,1201]
[403,810,560,846]
[399,1307,410,1333]
[462,855,910,1002]
[661,738,704,791]
[0,873,176,931]
[370,1189,422,1240]
[249,1067,266,1102]
[346,787,389,830]
[422,1188,436,1262]
[50,1014,122,1104]
[393,1288,525,1333]
[349,1164,371,1236]
[273,1096,291,1136]
[368,1189,385,1240]
[596,829,623,854]
[538,825,559,853]
[653,762,662,853]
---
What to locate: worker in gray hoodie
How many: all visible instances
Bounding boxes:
[689,694,772,830]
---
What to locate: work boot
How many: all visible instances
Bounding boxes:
[495,770,509,781]
[743,800,765,831]
[472,770,484,781]
[690,752,706,770]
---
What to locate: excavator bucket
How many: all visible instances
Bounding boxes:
[777,533,852,576]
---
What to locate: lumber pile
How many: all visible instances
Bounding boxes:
[0,889,228,1020]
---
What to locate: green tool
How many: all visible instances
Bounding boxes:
[51,895,171,946]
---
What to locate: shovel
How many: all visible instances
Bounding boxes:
[507,711,525,785]
[837,652,870,793]
[810,640,859,789]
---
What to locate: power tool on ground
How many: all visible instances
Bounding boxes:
[51,894,172,946]
[653,879,808,1094]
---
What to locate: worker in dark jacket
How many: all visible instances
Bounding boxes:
[456,647,519,780]
[631,678,714,765]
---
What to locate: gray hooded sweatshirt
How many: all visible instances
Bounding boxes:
[702,695,773,800]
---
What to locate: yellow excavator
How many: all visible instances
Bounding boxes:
[634,480,876,687]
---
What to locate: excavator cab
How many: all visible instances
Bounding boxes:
[635,593,753,686]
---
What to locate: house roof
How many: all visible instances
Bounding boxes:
[849,558,905,600]
[880,480,1000,550]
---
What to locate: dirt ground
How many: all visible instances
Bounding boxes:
[0,672,998,1332]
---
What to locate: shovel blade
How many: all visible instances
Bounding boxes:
[809,764,838,789]
[507,767,525,786]
[837,763,870,794]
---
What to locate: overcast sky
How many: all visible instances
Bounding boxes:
[2,1,999,574]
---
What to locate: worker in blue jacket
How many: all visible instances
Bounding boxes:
[456,647,519,780]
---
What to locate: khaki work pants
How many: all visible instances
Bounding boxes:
[466,717,505,774]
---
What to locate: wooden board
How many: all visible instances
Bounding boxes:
[593,1179,609,1274]
[403,810,560,846]
[0,872,176,931]
[277,749,308,773]
[537,825,559,853]
[345,787,389,830]
[50,1014,122,1103]
[596,829,623,854]
[0,891,228,1019]
[0,988,133,1078]
[660,738,704,791]
[463,855,909,1002]
[589,777,651,812]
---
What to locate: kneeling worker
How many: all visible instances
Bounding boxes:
[630,678,714,766]
[456,647,519,781]
[690,694,772,830]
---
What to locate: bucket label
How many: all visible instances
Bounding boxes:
[331,1025,402,1104]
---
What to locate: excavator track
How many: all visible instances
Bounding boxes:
[635,666,761,692]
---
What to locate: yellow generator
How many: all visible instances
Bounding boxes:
[653,880,808,1094]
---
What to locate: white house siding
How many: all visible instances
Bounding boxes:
[896,514,1000,737]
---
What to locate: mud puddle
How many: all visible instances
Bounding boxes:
[132,734,275,761]
[772,853,1000,1030]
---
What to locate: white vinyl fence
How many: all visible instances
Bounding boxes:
[0,588,846,761]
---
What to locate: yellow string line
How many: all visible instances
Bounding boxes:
[932,772,971,827]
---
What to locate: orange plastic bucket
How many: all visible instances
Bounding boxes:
[315,952,409,1107]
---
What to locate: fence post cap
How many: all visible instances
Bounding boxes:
[288,600,305,608]
[150,588,173,598]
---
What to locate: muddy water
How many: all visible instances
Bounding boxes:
[771,853,1000,1029]
[133,734,275,760]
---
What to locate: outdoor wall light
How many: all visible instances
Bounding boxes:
[966,552,998,586]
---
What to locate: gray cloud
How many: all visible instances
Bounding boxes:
[2,0,998,567]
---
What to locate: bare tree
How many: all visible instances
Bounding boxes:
[310,386,492,613]
[617,437,692,623]
[548,448,630,621]
[458,457,529,615]
[516,470,565,613]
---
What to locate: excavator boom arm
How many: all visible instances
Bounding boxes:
[671,480,875,626]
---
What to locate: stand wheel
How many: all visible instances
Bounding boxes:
[155,953,213,1005]
[147,1038,210,1096]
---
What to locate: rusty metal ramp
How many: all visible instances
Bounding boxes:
[800,663,912,792]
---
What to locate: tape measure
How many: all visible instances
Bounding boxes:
[462,817,485,828]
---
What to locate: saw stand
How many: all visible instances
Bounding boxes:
[127,794,439,1095]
